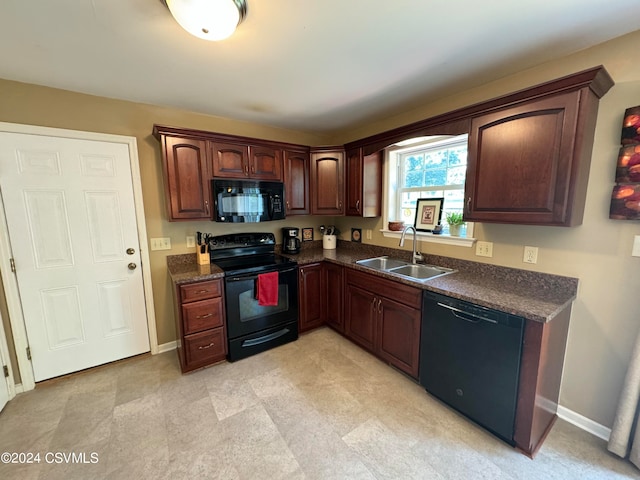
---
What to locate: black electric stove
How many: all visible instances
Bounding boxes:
[207,232,299,361]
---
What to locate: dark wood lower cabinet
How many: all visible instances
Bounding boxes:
[173,279,227,373]
[298,263,323,333]
[344,269,421,378]
[377,297,421,378]
[515,306,571,457]
[322,263,344,333]
[344,283,377,351]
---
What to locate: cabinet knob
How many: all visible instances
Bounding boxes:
[251,165,256,173]
[204,199,210,214]
[356,200,360,212]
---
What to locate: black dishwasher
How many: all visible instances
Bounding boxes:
[420,291,525,445]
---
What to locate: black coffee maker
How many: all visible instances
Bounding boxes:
[282,227,301,254]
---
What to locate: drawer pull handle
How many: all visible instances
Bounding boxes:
[193,290,209,294]
[196,313,213,319]
[198,342,215,350]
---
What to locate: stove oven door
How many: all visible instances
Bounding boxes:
[225,265,298,341]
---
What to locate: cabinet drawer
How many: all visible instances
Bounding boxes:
[180,279,222,303]
[182,297,224,335]
[184,328,226,367]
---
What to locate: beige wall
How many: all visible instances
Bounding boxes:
[1,29,639,429]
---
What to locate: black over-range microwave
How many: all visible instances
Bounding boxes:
[212,179,285,223]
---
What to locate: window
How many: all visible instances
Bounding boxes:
[386,134,472,237]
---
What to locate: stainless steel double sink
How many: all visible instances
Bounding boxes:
[355,256,455,282]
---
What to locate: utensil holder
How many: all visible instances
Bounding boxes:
[323,234,337,250]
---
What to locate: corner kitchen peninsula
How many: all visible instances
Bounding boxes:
[167,240,577,457]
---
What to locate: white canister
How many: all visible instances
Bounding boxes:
[323,234,337,250]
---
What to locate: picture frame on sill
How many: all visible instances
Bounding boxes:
[414,197,444,232]
[302,227,314,242]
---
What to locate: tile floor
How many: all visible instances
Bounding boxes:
[0,327,638,479]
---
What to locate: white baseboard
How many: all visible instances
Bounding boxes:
[157,341,177,354]
[557,405,611,441]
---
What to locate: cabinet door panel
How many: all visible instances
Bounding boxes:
[322,263,343,332]
[465,92,580,225]
[377,297,420,378]
[162,136,211,220]
[310,150,344,215]
[284,150,310,215]
[346,148,363,216]
[211,142,249,178]
[344,283,376,352]
[299,264,323,332]
[250,146,282,181]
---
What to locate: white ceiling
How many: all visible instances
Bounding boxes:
[1,0,639,134]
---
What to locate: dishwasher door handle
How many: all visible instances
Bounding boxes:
[436,302,498,324]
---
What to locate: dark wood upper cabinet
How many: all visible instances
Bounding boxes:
[211,142,282,181]
[210,141,249,178]
[310,147,345,215]
[346,147,382,217]
[248,145,282,181]
[465,91,590,226]
[160,136,211,221]
[283,149,310,215]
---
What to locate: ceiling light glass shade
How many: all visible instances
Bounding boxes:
[166,0,247,41]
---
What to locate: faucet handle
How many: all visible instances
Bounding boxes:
[414,252,424,263]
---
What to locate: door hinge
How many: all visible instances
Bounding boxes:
[2,365,8,378]
[9,258,15,273]
[26,346,31,360]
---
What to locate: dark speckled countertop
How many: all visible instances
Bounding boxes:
[167,240,578,323]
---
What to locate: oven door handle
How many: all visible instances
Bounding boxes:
[226,266,297,282]
[242,327,290,348]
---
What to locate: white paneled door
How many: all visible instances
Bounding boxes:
[0,132,150,381]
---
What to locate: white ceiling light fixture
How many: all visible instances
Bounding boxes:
[164,0,247,41]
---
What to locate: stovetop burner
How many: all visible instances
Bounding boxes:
[213,253,296,276]
[207,232,296,275]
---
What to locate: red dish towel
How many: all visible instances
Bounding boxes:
[257,271,279,306]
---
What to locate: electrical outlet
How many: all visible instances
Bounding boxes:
[186,236,196,248]
[475,241,493,257]
[633,235,640,257]
[366,229,372,240]
[523,246,538,264]
[150,237,172,251]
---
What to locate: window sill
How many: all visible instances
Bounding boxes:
[381,229,476,247]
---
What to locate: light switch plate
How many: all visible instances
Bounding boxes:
[150,237,172,251]
[186,236,196,248]
[475,241,493,257]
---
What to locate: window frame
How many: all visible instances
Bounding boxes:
[382,135,475,247]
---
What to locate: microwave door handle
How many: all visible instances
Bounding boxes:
[267,194,274,220]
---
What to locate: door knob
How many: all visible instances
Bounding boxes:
[126,248,135,255]
[128,263,137,270]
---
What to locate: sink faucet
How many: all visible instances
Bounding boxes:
[399,226,424,264]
